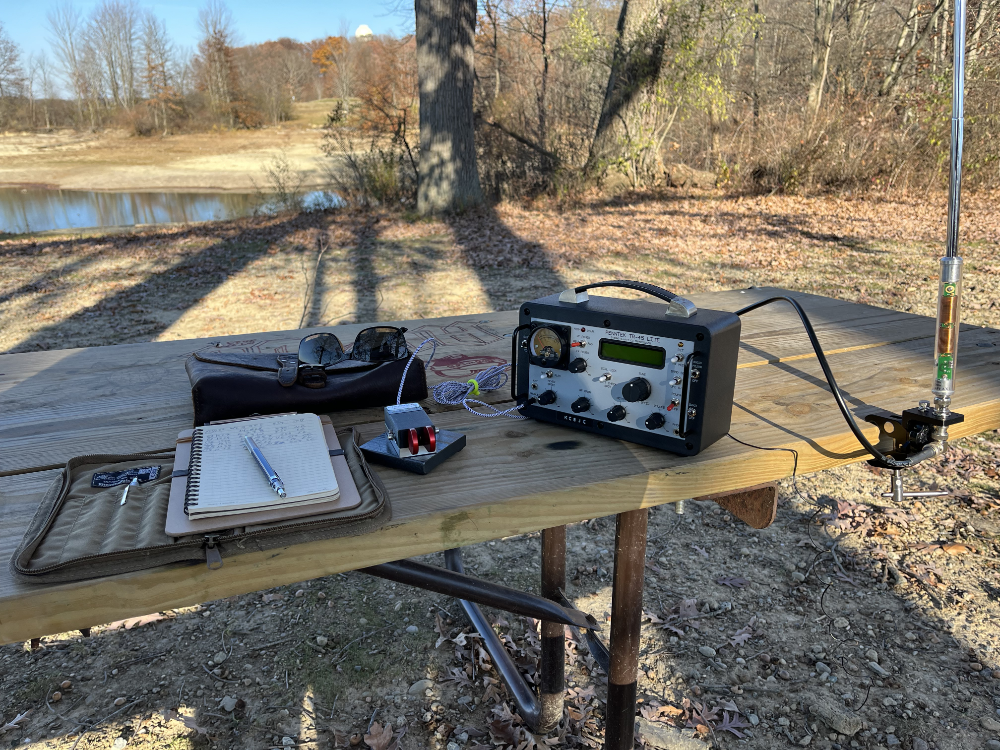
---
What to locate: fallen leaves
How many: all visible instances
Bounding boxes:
[364,721,406,750]
[909,541,973,556]
[943,543,972,555]
[161,709,209,736]
[717,710,752,738]
[364,721,405,750]
[0,711,30,734]
[730,625,754,647]
[104,612,168,631]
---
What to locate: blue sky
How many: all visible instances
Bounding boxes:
[2,0,413,59]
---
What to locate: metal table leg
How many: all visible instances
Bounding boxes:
[538,525,566,732]
[604,508,648,750]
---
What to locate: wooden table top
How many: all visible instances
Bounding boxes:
[2,286,999,644]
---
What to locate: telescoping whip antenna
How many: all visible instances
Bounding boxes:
[934,0,967,430]
[872,0,968,503]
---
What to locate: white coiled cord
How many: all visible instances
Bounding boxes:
[432,363,527,419]
[398,337,527,419]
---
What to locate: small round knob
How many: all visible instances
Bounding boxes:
[571,397,590,413]
[645,412,666,430]
[538,390,557,405]
[621,377,652,402]
[607,404,627,422]
[568,357,587,373]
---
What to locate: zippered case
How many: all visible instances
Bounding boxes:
[9,427,390,584]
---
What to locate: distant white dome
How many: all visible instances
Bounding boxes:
[355,24,374,39]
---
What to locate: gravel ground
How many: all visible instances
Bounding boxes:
[1,191,999,750]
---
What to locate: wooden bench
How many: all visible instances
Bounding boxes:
[3,286,999,748]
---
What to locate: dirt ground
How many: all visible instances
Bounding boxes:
[2,191,1000,750]
[0,100,335,192]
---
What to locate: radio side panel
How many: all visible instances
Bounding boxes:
[696,314,741,451]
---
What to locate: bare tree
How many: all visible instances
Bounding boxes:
[0,21,24,100]
[174,45,196,97]
[482,0,504,102]
[806,0,836,118]
[586,0,669,174]
[141,12,177,133]
[968,0,1000,63]
[878,0,946,96]
[47,3,91,126]
[415,0,484,212]
[33,54,56,129]
[311,24,360,111]
[88,0,141,109]
[0,22,24,130]
[506,0,558,148]
[196,0,239,126]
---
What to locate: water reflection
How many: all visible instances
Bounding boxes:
[0,188,258,234]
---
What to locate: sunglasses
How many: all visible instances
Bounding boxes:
[297,326,409,387]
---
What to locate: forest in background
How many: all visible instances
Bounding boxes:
[0,0,998,197]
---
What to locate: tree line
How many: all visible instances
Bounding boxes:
[0,0,997,197]
[0,0,363,134]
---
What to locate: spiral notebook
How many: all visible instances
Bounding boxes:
[165,415,363,536]
[184,413,340,519]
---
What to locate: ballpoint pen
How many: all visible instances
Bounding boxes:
[243,435,287,498]
[120,476,138,506]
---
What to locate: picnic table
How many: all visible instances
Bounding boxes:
[2,286,999,749]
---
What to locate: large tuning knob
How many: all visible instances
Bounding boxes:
[621,377,652,402]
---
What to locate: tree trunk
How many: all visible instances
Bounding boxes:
[585,0,669,175]
[536,0,550,150]
[752,0,760,120]
[415,0,484,214]
[806,0,836,119]
[878,0,945,96]
[968,0,999,65]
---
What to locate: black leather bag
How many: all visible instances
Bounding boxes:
[185,350,428,425]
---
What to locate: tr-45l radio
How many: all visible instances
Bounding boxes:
[513,280,741,456]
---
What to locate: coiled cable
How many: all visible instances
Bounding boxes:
[398,337,526,418]
[432,363,527,419]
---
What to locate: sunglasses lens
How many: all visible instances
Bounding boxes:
[298,333,345,366]
[352,327,408,362]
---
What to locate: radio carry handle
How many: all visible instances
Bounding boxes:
[510,323,533,404]
[558,279,697,318]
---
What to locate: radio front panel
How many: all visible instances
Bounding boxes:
[515,288,741,456]
[526,319,697,441]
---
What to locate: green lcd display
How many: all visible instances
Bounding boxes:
[598,340,666,369]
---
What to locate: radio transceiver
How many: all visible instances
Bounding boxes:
[513,280,741,456]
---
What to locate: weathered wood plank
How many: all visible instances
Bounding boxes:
[1,288,999,644]
[2,394,998,645]
[0,287,956,474]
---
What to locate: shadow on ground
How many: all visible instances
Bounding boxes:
[2,454,999,750]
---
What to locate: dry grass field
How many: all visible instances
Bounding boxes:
[0,100,337,192]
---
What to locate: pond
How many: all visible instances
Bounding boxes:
[0,187,338,235]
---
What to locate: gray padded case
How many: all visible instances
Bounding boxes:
[10,428,390,583]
